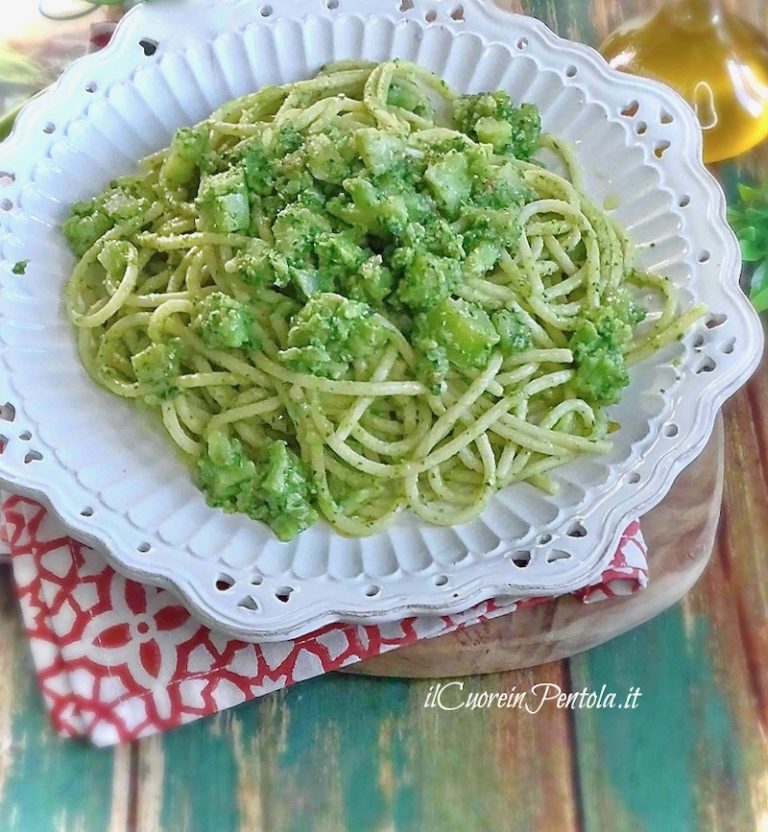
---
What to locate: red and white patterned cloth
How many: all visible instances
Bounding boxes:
[0,494,647,746]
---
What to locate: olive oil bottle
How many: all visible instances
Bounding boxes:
[601,0,768,162]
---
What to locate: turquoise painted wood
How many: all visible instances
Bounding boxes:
[0,1,767,830]
[571,610,753,832]
[0,577,129,832]
[133,666,577,831]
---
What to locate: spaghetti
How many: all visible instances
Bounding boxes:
[64,60,704,540]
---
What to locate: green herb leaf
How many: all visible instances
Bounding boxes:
[750,262,768,311]
[11,260,28,276]
[728,182,768,313]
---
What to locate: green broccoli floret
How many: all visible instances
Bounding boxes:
[337,177,409,237]
[64,180,155,257]
[279,293,388,379]
[193,292,263,351]
[196,430,257,504]
[396,251,463,312]
[62,194,123,257]
[227,238,276,288]
[273,204,332,255]
[291,184,328,215]
[305,133,352,184]
[465,239,503,278]
[569,302,641,406]
[103,179,155,224]
[375,153,429,188]
[196,168,250,233]
[327,154,430,238]
[470,162,531,211]
[131,337,185,403]
[195,433,318,541]
[257,440,318,541]
[424,150,472,215]
[569,322,627,407]
[356,128,406,175]
[270,205,336,299]
[272,162,316,207]
[346,255,394,306]
[314,230,368,285]
[492,308,533,354]
[419,297,499,371]
[273,125,304,156]
[308,229,394,306]
[160,125,209,189]
[239,139,277,196]
[401,219,465,260]
[287,264,333,300]
[461,208,522,275]
[373,157,433,225]
[312,230,394,305]
[453,92,541,159]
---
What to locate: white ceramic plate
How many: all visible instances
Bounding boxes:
[0,0,761,641]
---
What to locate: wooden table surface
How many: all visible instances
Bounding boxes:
[2,1,768,830]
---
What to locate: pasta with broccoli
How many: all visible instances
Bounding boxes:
[63,60,704,540]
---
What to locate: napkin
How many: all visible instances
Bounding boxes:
[0,494,647,746]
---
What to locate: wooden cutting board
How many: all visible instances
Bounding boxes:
[347,415,724,678]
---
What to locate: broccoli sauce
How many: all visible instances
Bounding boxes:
[63,61,699,540]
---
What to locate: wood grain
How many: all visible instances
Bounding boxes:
[131,667,579,832]
[569,367,768,832]
[0,576,130,832]
[347,418,724,677]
